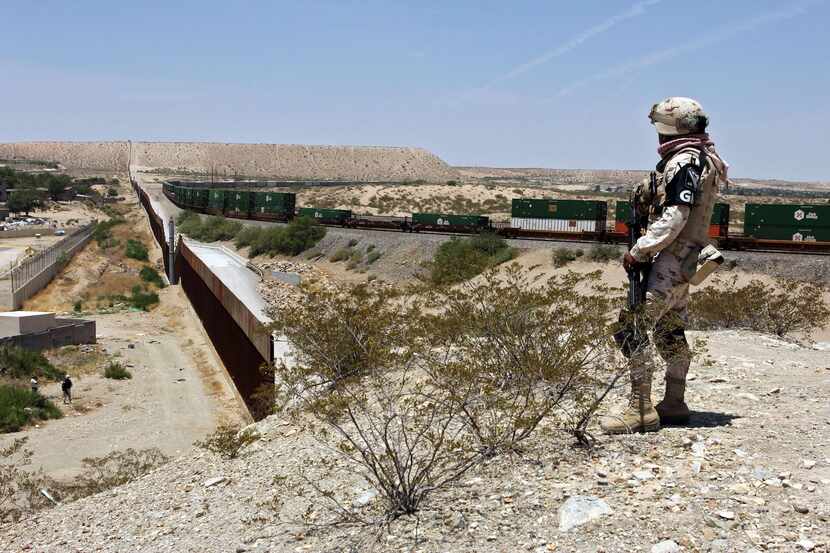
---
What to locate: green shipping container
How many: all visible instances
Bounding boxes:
[615,201,730,225]
[209,189,227,211]
[742,225,830,242]
[298,207,352,223]
[512,199,606,220]
[412,212,489,228]
[192,188,209,208]
[253,191,296,216]
[744,204,830,230]
[225,190,254,214]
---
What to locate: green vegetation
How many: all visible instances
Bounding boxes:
[587,244,621,263]
[234,216,326,257]
[552,248,582,268]
[125,239,149,261]
[139,266,166,288]
[107,285,159,311]
[329,247,352,262]
[367,250,382,264]
[268,268,616,518]
[429,233,517,285]
[0,346,62,380]
[0,385,62,433]
[690,276,830,337]
[103,362,132,380]
[196,424,260,460]
[177,211,242,242]
[93,216,126,249]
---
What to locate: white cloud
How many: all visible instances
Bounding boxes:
[481,0,662,90]
[554,0,821,98]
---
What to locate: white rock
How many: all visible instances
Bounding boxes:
[651,540,680,553]
[633,470,655,481]
[802,459,817,469]
[797,539,816,551]
[352,489,377,507]
[737,392,760,402]
[691,442,706,458]
[717,510,736,520]
[204,476,227,488]
[558,495,612,532]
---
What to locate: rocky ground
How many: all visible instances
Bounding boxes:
[2,330,828,553]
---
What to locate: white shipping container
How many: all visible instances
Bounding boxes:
[511,218,600,232]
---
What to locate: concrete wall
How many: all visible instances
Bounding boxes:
[0,141,460,182]
[0,318,96,350]
[6,224,95,310]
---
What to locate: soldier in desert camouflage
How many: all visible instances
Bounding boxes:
[601,97,729,434]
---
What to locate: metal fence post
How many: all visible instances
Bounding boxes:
[167,217,177,284]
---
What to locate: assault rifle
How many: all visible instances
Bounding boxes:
[613,173,655,357]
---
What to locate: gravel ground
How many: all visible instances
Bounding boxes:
[3,330,828,552]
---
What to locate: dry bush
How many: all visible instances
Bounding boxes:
[58,448,170,500]
[421,266,619,452]
[196,424,260,460]
[689,276,830,337]
[1,438,55,523]
[269,284,480,519]
[269,270,622,520]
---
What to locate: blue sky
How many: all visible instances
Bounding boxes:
[1,0,828,181]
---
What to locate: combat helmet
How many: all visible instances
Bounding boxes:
[649,97,708,136]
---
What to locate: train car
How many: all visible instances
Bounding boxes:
[348,214,412,231]
[614,201,730,239]
[744,204,830,242]
[411,212,489,232]
[225,190,255,218]
[298,207,352,225]
[208,189,228,214]
[511,199,606,233]
[252,191,296,220]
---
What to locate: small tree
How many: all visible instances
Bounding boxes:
[421,265,620,452]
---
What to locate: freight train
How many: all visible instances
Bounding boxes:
[161,181,830,254]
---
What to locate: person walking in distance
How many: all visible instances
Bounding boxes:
[61,374,73,404]
[30,376,39,394]
[601,97,729,434]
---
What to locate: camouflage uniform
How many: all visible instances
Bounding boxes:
[601,96,728,434]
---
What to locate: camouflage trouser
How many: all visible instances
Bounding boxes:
[631,242,697,383]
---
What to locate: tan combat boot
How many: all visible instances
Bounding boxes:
[600,375,660,434]
[656,376,690,425]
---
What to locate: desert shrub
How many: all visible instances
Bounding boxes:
[104,362,132,380]
[196,424,260,460]
[329,247,352,263]
[107,188,118,197]
[1,438,56,522]
[139,266,165,288]
[125,239,149,261]
[366,244,375,252]
[269,284,481,519]
[0,346,61,380]
[58,448,169,500]
[588,244,621,263]
[129,285,159,311]
[689,276,830,337]
[429,233,516,285]
[73,300,82,313]
[0,385,62,433]
[247,217,326,257]
[234,226,262,249]
[552,248,579,268]
[422,267,618,453]
[347,238,359,247]
[367,251,381,264]
[93,217,125,247]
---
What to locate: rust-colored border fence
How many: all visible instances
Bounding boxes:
[131,177,272,419]
[176,239,272,418]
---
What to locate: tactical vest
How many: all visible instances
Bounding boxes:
[656,147,721,252]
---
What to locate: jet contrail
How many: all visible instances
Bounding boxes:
[554,0,821,97]
[481,0,662,90]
